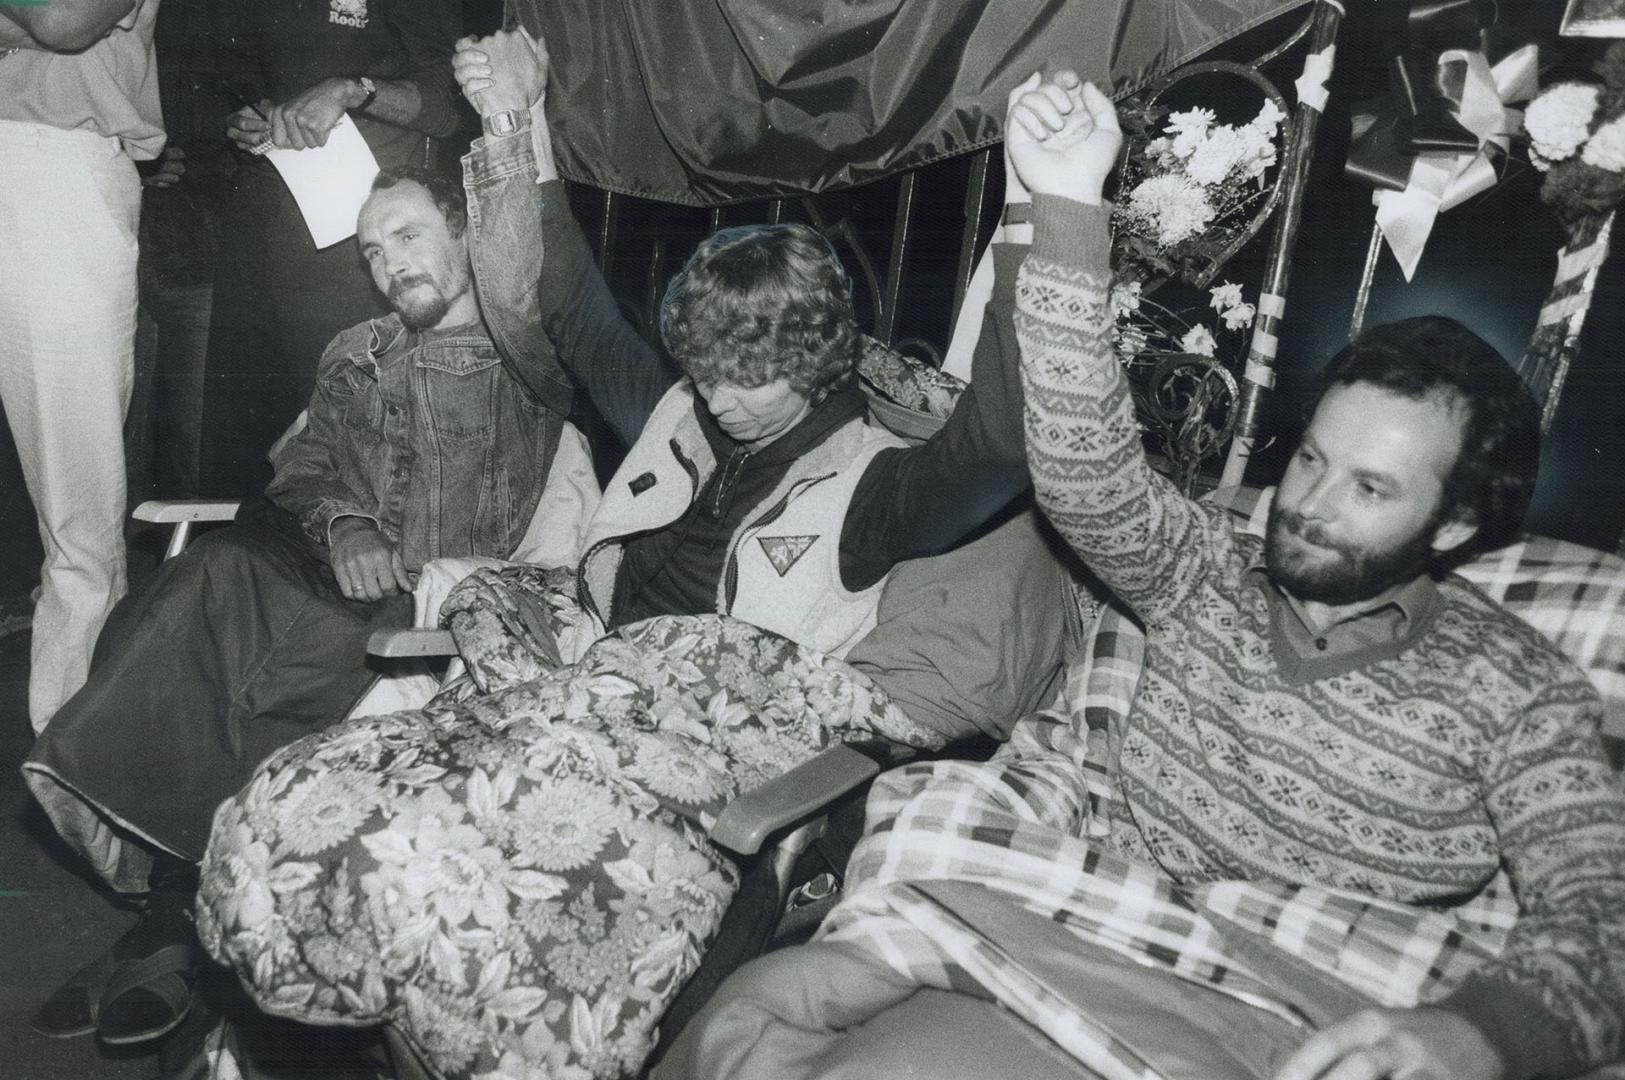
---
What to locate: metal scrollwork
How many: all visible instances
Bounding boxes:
[1139,353,1241,495]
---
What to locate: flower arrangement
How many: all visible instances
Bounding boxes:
[1523,41,1625,226]
[1112,99,1285,284]
[1103,95,1282,373]
[1099,91,1284,490]
[1108,277,1258,367]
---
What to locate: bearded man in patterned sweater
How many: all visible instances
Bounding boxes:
[660,73,1625,1080]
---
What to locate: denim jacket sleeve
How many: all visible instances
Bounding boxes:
[264,324,384,550]
[463,130,675,449]
[461,132,579,418]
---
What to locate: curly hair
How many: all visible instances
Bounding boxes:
[659,223,860,401]
[1311,315,1540,564]
[369,166,467,238]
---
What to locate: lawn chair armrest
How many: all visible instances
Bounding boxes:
[368,628,457,658]
[710,740,913,856]
[134,499,243,559]
[133,499,242,523]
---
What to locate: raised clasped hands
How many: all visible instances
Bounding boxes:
[1004,69,1121,206]
[453,28,549,118]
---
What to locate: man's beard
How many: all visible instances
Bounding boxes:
[389,274,451,330]
[1264,505,1439,606]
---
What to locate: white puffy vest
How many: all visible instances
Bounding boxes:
[575,381,905,658]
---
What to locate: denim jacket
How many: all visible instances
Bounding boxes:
[266,313,566,570]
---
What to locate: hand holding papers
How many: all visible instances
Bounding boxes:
[247,114,380,249]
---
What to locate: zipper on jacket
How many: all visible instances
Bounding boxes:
[577,436,702,627]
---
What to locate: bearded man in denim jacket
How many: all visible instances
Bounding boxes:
[22,166,582,1049]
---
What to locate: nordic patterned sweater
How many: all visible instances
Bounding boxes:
[1015,195,1625,1078]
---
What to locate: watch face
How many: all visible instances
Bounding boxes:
[489,112,518,136]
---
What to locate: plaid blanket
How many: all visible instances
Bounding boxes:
[807,598,1625,1080]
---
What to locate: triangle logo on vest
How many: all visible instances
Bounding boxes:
[758,535,818,577]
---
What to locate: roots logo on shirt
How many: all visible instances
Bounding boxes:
[758,535,817,577]
[329,0,368,28]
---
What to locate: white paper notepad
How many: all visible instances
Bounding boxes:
[250,114,380,249]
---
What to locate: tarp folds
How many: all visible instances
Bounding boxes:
[512,0,1310,205]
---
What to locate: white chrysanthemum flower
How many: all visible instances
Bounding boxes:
[1186,126,1247,185]
[1250,98,1286,135]
[1221,302,1256,331]
[1167,106,1216,136]
[1167,107,1216,159]
[1128,174,1215,245]
[1237,123,1278,179]
[1180,325,1218,357]
[1114,323,1148,361]
[1581,113,1625,172]
[1525,82,1601,164]
[513,777,617,871]
[1111,280,1143,317]
[1209,281,1244,312]
[1146,136,1175,166]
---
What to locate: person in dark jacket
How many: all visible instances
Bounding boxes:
[197,0,475,496]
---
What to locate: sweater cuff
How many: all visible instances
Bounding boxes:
[1437,974,1582,1080]
[1030,194,1111,274]
[991,243,1027,305]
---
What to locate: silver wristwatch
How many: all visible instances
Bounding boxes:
[482,109,527,139]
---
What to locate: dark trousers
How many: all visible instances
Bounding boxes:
[129,276,212,502]
[26,500,411,861]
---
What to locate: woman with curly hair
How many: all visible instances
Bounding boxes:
[193,30,1066,1080]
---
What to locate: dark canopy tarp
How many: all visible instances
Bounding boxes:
[513,0,1311,205]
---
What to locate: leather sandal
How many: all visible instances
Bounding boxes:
[31,946,120,1038]
[95,940,198,1045]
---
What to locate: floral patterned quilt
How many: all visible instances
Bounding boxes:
[196,568,941,1080]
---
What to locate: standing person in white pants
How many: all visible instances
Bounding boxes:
[0,0,165,733]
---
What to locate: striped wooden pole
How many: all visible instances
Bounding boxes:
[1219,0,1345,489]
[1516,211,1616,435]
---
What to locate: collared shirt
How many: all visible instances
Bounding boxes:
[1014,193,1625,1078]
[1245,563,1442,683]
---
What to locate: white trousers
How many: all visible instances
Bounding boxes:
[0,120,140,732]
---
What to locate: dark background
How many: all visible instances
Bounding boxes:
[3,0,1622,620]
